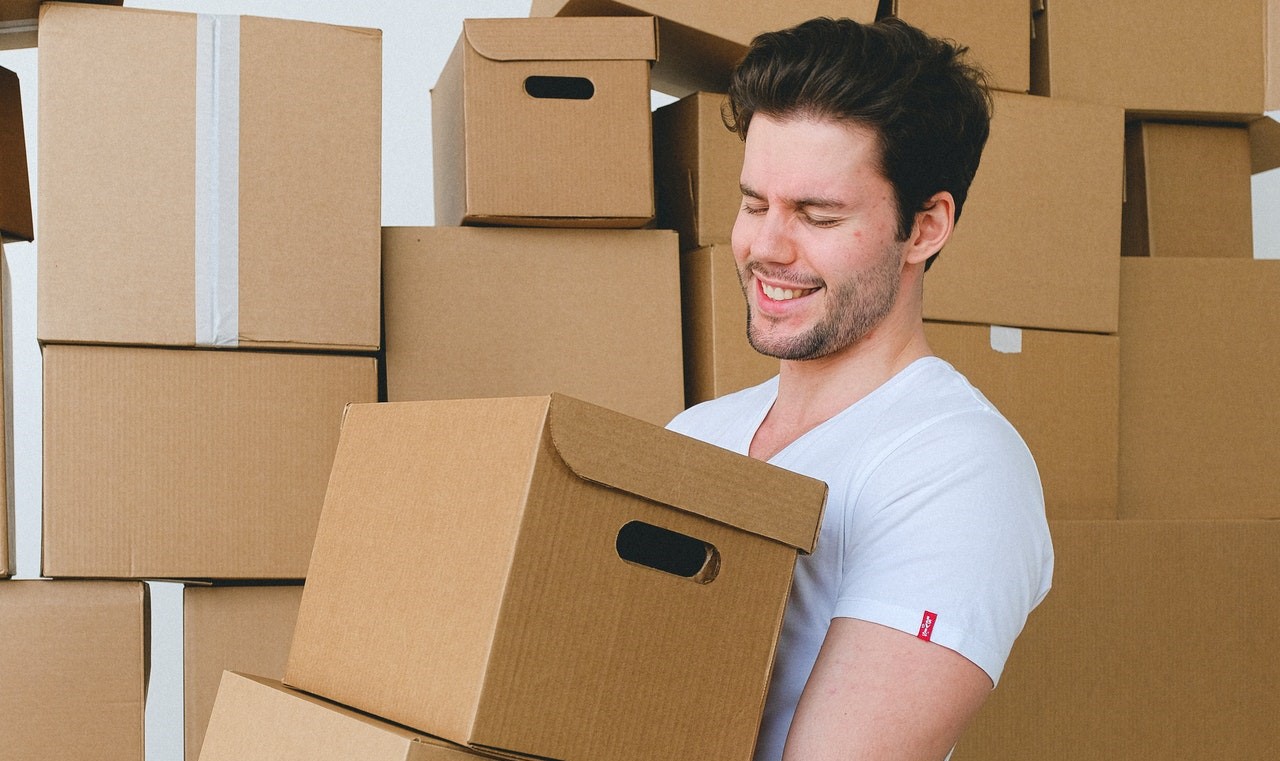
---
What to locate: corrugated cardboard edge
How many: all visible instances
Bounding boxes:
[464,15,656,62]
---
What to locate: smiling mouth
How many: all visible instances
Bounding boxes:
[761,283,819,301]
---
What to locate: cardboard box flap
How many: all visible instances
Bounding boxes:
[546,393,826,553]
[463,16,656,62]
[1250,114,1280,173]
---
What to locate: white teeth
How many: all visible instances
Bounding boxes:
[763,284,812,301]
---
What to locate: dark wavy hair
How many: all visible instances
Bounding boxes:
[725,17,992,269]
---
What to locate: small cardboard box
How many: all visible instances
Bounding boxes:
[37,2,381,350]
[1031,0,1279,120]
[924,91,1123,333]
[953,519,1280,760]
[41,344,378,580]
[285,395,827,761]
[0,579,148,761]
[431,16,656,228]
[382,226,685,427]
[0,0,120,49]
[681,243,777,405]
[652,90,742,251]
[1123,122,1255,259]
[530,0,879,96]
[923,322,1118,520]
[885,0,1030,94]
[199,672,488,761]
[1119,258,1280,519]
[185,585,305,761]
[0,65,32,242]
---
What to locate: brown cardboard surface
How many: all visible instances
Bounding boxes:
[681,244,777,405]
[1118,258,1280,519]
[431,16,655,227]
[0,65,32,242]
[888,0,1029,94]
[924,322,1117,519]
[1123,122,1254,258]
[953,519,1280,760]
[925,91,1123,333]
[285,395,827,761]
[199,673,486,761]
[0,579,148,760]
[184,585,304,761]
[41,344,377,579]
[0,0,120,49]
[1032,0,1279,120]
[37,2,381,351]
[652,91,742,251]
[1249,114,1280,173]
[530,0,879,96]
[382,226,685,427]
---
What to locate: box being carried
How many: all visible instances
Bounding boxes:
[286,394,828,761]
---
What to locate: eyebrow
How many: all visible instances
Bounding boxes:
[740,183,846,211]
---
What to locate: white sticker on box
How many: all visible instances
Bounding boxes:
[989,325,1022,354]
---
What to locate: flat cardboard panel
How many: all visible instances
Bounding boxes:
[924,322,1118,519]
[36,2,381,351]
[184,585,304,761]
[1118,258,1280,519]
[889,0,1029,94]
[925,92,1123,333]
[382,226,685,427]
[0,65,32,242]
[0,579,148,761]
[652,91,742,251]
[41,344,377,579]
[953,520,1280,760]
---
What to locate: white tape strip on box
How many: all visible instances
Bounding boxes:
[989,325,1023,354]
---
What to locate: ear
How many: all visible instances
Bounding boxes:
[904,191,955,267]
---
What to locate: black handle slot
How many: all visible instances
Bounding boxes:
[615,520,720,584]
[524,75,595,100]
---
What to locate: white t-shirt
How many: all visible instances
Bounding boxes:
[667,356,1054,761]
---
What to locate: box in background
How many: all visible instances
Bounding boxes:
[382,226,685,427]
[431,16,655,228]
[923,322,1118,520]
[41,344,377,580]
[924,91,1123,333]
[286,395,826,761]
[37,2,381,351]
[953,519,1280,760]
[885,0,1030,94]
[0,579,148,761]
[652,91,742,252]
[1123,122,1254,259]
[0,0,121,50]
[199,672,486,761]
[185,585,305,761]
[0,65,32,242]
[1119,258,1280,519]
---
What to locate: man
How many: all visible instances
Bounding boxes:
[666,17,1054,761]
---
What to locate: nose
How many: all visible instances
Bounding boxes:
[733,205,797,267]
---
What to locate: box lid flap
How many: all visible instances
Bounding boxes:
[463,16,656,62]
[545,393,827,553]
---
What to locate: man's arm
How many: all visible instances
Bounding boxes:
[781,617,991,761]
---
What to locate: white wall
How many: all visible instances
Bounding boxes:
[2,4,1277,760]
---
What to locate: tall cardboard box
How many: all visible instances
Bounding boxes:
[431,16,656,228]
[382,226,685,427]
[199,673,489,761]
[0,580,149,761]
[885,0,1030,94]
[652,91,742,252]
[286,395,827,761]
[924,91,1123,333]
[923,322,1118,519]
[1123,122,1255,259]
[37,2,381,350]
[530,0,879,96]
[0,0,120,50]
[41,344,378,579]
[0,64,32,242]
[185,585,305,761]
[953,520,1280,760]
[1119,258,1280,519]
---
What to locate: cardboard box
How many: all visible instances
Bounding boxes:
[1031,0,1279,120]
[185,585,305,761]
[0,64,32,242]
[530,0,878,96]
[923,322,1118,520]
[382,226,685,427]
[652,90,742,251]
[37,2,381,351]
[285,395,827,761]
[199,672,488,761]
[1123,122,1254,259]
[0,579,148,761]
[924,91,1123,333]
[885,0,1030,94]
[1118,258,1280,519]
[953,519,1280,760]
[0,0,120,50]
[681,243,777,405]
[41,344,378,579]
[431,16,656,228]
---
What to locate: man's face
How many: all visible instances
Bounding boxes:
[731,113,909,362]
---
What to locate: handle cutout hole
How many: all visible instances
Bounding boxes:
[524,75,595,100]
[616,521,720,584]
